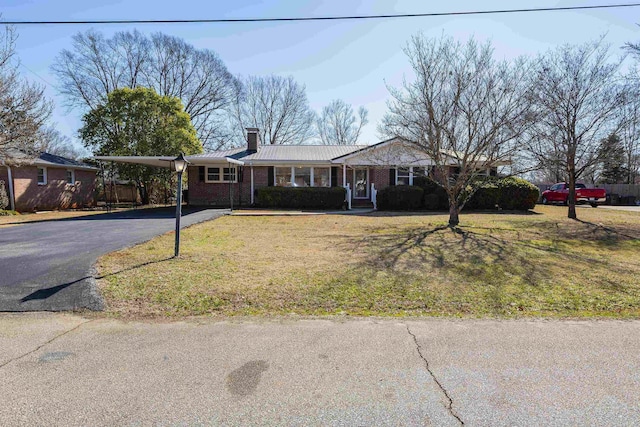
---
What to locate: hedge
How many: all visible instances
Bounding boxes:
[465,177,539,210]
[255,186,346,209]
[413,176,448,210]
[377,186,424,210]
[378,177,539,211]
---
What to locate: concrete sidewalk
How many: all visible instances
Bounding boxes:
[1,315,639,426]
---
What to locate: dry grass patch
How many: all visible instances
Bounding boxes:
[96,205,640,318]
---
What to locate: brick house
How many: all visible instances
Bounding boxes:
[0,151,98,212]
[95,128,500,208]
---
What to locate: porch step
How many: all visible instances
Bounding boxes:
[352,201,374,208]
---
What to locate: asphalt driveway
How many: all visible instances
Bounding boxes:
[0,207,227,311]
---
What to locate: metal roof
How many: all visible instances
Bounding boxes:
[189,145,366,164]
[1,149,97,170]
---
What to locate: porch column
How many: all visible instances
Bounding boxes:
[342,164,346,187]
[250,165,254,205]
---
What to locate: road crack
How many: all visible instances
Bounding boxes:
[405,324,464,425]
[0,319,92,369]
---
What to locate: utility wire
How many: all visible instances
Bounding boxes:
[2,3,640,25]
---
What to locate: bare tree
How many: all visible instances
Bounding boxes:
[231,75,316,145]
[38,126,88,160]
[51,29,239,150]
[618,78,640,184]
[527,38,624,219]
[380,34,533,226]
[0,24,52,160]
[316,99,368,145]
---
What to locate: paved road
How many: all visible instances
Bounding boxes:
[0,208,227,311]
[0,315,638,426]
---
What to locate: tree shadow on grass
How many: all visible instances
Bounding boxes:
[341,218,638,290]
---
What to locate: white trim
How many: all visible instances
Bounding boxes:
[205,166,237,183]
[342,164,346,187]
[37,167,47,185]
[273,165,332,187]
[353,167,369,199]
[66,169,76,185]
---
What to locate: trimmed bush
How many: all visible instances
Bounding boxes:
[413,176,448,210]
[0,180,8,211]
[466,177,539,211]
[255,186,346,209]
[377,185,424,210]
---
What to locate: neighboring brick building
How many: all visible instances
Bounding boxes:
[95,129,502,208]
[1,151,98,212]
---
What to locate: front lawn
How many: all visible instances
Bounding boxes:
[96,205,640,318]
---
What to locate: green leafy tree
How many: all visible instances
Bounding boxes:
[80,87,202,204]
[598,133,628,184]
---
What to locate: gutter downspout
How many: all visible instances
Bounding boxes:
[1,161,15,211]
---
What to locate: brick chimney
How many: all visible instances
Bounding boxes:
[246,128,260,153]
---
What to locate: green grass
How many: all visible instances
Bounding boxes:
[96,205,640,318]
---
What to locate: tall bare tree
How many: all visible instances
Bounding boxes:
[51,29,239,150]
[231,75,316,145]
[618,77,640,184]
[0,24,52,160]
[380,34,533,226]
[38,127,88,160]
[527,38,625,219]
[316,99,368,145]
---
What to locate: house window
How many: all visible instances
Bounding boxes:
[313,168,330,187]
[275,167,293,187]
[397,167,410,186]
[223,167,236,182]
[37,167,47,185]
[294,167,311,187]
[205,167,236,183]
[413,167,426,179]
[66,169,75,184]
[206,167,220,182]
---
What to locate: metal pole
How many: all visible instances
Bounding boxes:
[174,171,183,257]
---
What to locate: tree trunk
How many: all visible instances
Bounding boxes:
[448,203,460,227]
[567,166,577,220]
[137,181,150,205]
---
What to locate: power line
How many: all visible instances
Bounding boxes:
[3,3,640,25]
[19,62,55,88]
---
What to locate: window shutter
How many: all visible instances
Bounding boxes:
[198,166,205,182]
[389,168,396,186]
[238,167,244,183]
[331,167,338,187]
[268,166,274,186]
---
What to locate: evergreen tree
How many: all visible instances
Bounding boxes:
[598,134,628,184]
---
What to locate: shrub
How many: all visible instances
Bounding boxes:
[255,187,346,209]
[465,177,539,211]
[377,185,424,210]
[0,210,19,216]
[0,180,8,211]
[423,193,441,210]
[413,176,448,210]
[496,177,539,210]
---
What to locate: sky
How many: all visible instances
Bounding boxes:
[4,0,640,152]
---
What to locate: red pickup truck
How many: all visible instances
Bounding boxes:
[541,183,606,208]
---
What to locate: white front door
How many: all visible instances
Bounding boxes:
[353,168,369,199]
